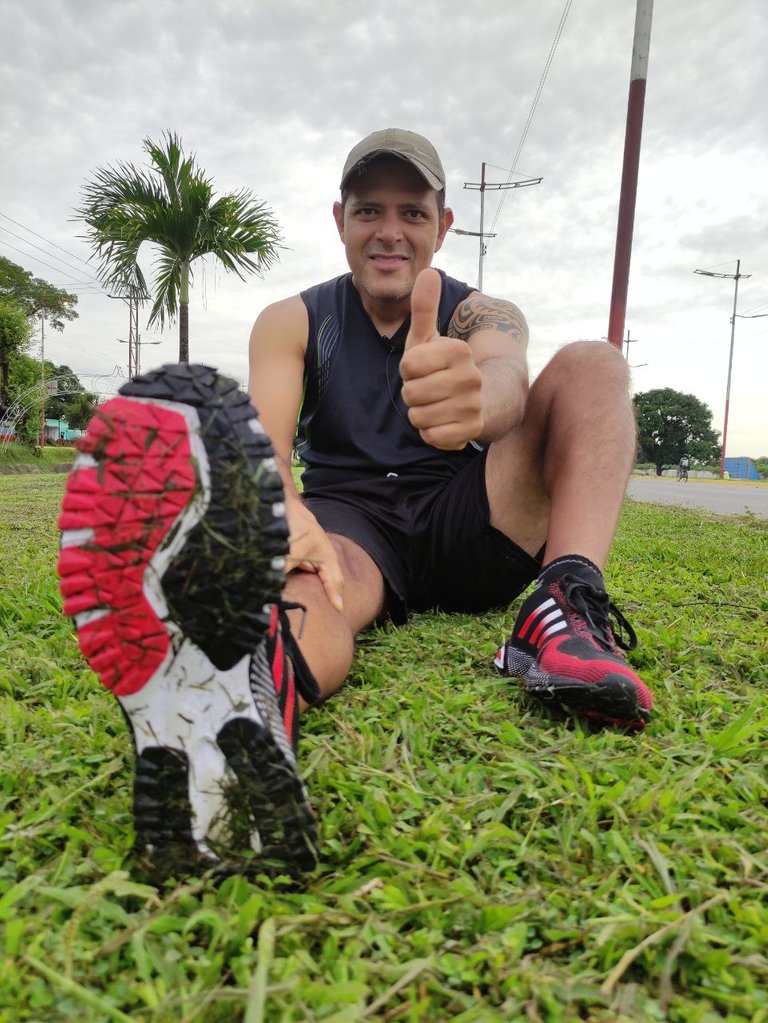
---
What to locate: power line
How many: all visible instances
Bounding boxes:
[0,238,106,290]
[0,211,96,271]
[740,298,768,315]
[0,226,103,285]
[488,0,573,236]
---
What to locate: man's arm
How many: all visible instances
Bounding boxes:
[248,296,307,491]
[400,269,529,450]
[248,298,344,610]
[447,291,529,443]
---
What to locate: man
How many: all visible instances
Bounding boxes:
[58,129,651,880]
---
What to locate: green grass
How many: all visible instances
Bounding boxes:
[1,474,766,1022]
[0,444,78,470]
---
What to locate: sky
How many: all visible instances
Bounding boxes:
[1,0,767,457]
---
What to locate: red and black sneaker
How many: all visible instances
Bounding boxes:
[57,363,320,879]
[494,560,652,730]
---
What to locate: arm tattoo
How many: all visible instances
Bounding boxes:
[447,294,528,343]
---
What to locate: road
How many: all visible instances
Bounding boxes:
[625,476,768,518]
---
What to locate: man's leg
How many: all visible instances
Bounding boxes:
[58,365,336,878]
[486,341,652,729]
[485,340,635,569]
[283,533,386,704]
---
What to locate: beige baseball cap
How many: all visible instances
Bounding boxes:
[340,128,446,191]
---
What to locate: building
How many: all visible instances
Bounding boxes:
[44,419,82,443]
[724,457,763,481]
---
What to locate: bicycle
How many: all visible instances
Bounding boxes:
[676,465,689,482]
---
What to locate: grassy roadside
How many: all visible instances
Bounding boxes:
[0,475,766,1022]
[631,473,766,487]
[0,445,78,472]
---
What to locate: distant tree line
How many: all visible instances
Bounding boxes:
[0,256,96,444]
[633,388,721,477]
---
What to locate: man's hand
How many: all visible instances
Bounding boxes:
[284,494,344,612]
[400,268,484,451]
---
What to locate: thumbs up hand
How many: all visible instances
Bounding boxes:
[400,269,484,450]
[404,265,443,351]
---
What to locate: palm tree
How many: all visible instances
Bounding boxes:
[76,132,281,363]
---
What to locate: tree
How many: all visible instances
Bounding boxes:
[64,391,99,431]
[2,350,45,445]
[634,388,721,476]
[75,131,281,363]
[0,256,78,330]
[45,363,87,421]
[0,295,32,410]
[0,257,78,415]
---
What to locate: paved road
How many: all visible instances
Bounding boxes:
[625,476,768,518]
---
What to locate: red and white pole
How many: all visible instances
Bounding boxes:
[607,0,654,349]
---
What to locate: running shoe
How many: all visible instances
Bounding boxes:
[57,363,320,878]
[494,564,652,730]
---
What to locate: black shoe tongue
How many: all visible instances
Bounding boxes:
[538,556,604,591]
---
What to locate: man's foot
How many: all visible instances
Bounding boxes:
[58,364,320,879]
[494,558,652,730]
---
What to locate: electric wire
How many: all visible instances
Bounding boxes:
[488,0,573,238]
[0,211,96,271]
[0,238,106,289]
[0,225,102,285]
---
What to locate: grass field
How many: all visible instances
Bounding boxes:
[1,474,766,1022]
[0,444,77,471]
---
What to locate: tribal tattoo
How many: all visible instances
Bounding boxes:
[447,294,528,344]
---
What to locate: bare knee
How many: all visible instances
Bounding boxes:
[283,571,357,696]
[546,339,630,391]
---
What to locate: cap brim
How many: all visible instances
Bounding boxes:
[341,150,443,191]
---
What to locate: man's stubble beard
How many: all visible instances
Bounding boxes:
[357,270,415,306]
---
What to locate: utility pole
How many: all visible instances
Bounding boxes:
[463,163,542,290]
[110,292,149,378]
[694,260,751,479]
[118,329,161,378]
[39,308,46,447]
[607,0,654,350]
[623,328,639,361]
[127,293,140,378]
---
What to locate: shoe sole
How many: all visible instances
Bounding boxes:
[495,646,650,730]
[58,364,317,878]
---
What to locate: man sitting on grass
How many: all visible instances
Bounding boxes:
[59,129,651,879]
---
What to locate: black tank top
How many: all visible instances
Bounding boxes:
[298,271,478,488]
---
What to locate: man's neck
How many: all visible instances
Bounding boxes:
[352,278,410,338]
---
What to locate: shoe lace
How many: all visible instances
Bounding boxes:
[276,600,322,705]
[560,575,638,652]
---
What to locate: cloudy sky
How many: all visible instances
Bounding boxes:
[1,0,766,456]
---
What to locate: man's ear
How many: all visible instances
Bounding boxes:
[434,206,454,253]
[332,201,345,242]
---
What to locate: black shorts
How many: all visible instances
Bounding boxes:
[302,451,542,624]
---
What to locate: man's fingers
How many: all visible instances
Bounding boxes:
[318,562,344,613]
[404,268,442,351]
[287,546,344,613]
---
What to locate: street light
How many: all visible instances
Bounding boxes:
[117,337,161,379]
[448,227,498,267]
[694,260,752,479]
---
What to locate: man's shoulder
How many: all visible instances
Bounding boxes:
[437,268,475,293]
[435,269,476,325]
[251,293,310,351]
